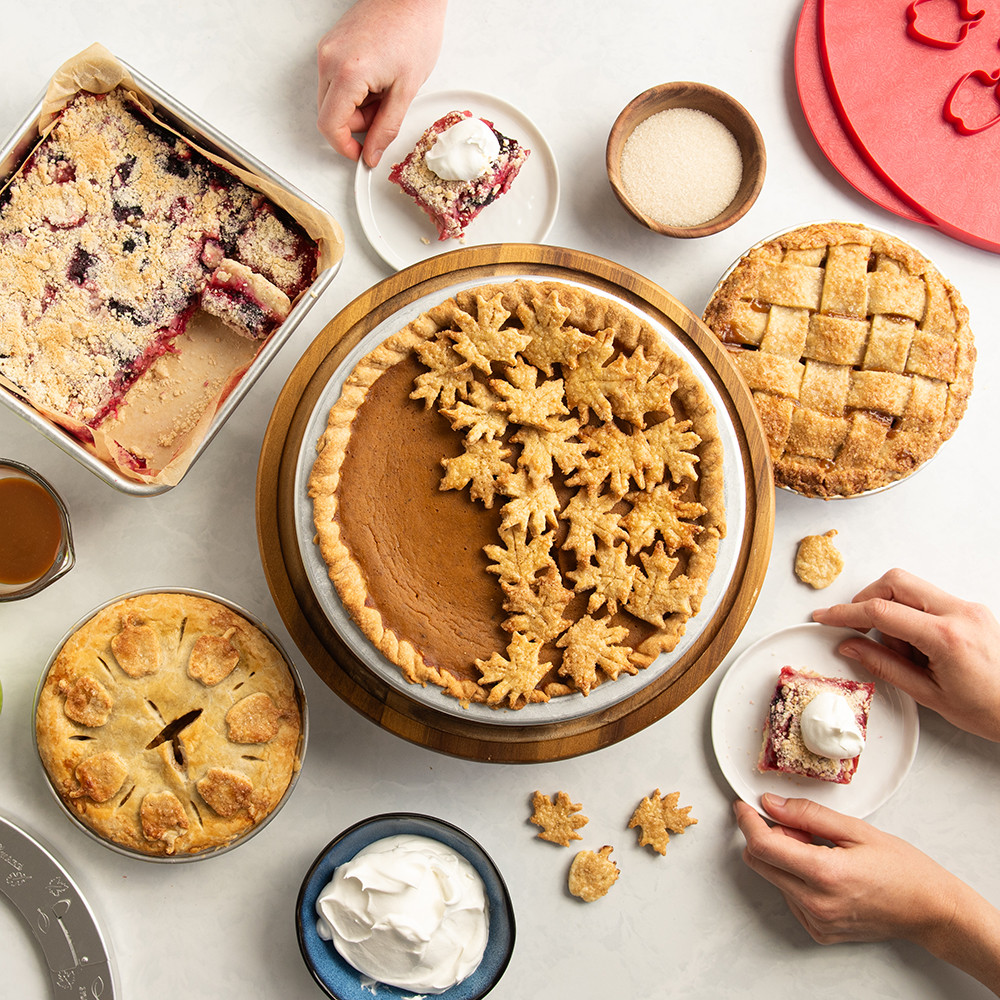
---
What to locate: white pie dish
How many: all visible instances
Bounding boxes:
[293,273,748,728]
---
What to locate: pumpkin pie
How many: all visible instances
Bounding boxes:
[35,592,303,857]
[308,279,726,710]
[388,111,530,241]
[702,222,975,498]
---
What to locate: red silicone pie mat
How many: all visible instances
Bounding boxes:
[794,0,933,226]
[818,0,1000,253]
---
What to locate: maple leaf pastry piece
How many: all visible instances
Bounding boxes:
[0,89,319,432]
[758,667,874,784]
[35,593,304,858]
[388,110,530,240]
[529,790,589,846]
[308,279,726,710]
[702,222,975,498]
[627,789,697,854]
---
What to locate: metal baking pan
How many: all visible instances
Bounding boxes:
[0,59,340,496]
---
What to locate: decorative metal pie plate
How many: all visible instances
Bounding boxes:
[0,813,118,998]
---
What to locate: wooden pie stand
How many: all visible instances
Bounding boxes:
[256,244,774,762]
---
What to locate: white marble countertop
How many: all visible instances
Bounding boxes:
[2,2,998,997]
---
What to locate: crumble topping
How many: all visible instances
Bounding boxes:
[0,89,318,427]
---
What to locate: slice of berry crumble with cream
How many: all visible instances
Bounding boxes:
[758,667,874,784]
[388,110,530,241]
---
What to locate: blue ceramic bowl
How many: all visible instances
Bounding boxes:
[296,813,515,1000]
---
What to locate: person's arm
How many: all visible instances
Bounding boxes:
[812,567,1000,741]
[735,794,1000,995]
[316,0,448,166]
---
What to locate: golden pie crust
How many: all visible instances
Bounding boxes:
[308,279,725,710]
[702,222,975,498]
[35,593,303,857]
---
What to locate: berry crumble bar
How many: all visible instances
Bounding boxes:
[758,667,874,784]
[0,89,319,431]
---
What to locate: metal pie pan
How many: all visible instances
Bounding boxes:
[32,587,308,863]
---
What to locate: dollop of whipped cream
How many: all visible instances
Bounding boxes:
[800,691,865,759]
[315,833,489,995]
[425,117,500,181]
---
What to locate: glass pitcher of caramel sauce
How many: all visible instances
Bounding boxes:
[0,460,74,600]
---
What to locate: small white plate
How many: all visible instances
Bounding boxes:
[710,622,919,818]
[355,90,559,270]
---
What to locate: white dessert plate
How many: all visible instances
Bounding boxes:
[710,622,919,818]
[355,90,559,270]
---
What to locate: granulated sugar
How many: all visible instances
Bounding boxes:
[620,107,743,227]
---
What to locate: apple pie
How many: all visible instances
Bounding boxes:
[35,592,303,857]
[702,222,975,498]
[308,279,725,710]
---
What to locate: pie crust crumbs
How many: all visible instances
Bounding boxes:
[35,593,302,857]
[702,222,975,498]
[308,280,726,710]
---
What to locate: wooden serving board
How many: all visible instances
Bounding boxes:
[255,244,774,762]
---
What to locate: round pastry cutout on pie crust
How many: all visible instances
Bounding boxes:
[34,590,305,859]
[703,221,975,498]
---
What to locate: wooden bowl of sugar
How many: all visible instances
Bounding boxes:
[607,81,766,238]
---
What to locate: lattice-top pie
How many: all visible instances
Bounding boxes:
[35,592,303,857]
[0,88,319,431]
[308,279,725,710]
[702,222,975,498]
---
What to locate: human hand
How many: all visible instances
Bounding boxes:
[316,0,447,167]
[735,795,1000,993]
[734,794,959,945]
[812,568,1000,742]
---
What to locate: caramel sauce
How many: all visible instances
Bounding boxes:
[0,477,63,584]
